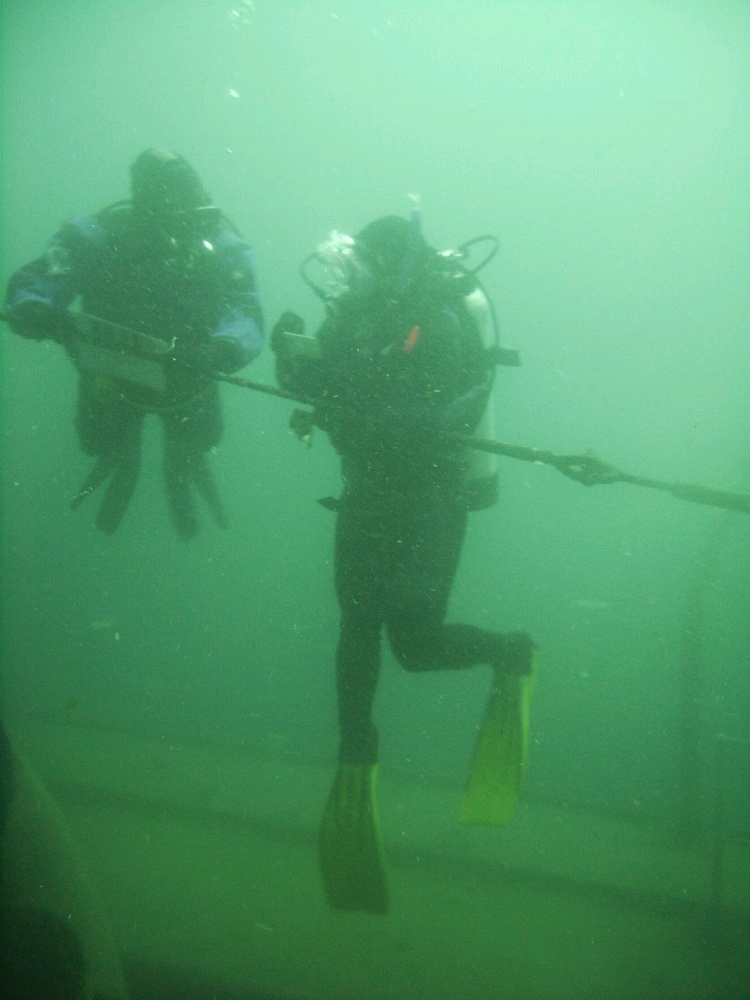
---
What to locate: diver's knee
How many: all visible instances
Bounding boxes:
[388,626,432,672]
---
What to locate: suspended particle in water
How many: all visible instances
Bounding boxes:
[227,88,240,99]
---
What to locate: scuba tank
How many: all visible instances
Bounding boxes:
[431,236,521,512]
[462,282,501,511]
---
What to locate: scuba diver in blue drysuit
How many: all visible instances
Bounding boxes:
[5,148,264,538]
[273,212,536,913]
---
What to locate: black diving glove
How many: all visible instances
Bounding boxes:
[7,301,77,343]
[204,336,245,373]
[271,310,305,353]
[172,336,245,374]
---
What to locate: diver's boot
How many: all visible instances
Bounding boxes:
[493,630,536,675]
[460,640,538,826]
[319,762,389,915]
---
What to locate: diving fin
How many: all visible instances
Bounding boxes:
[71,449,141,534]
[460,651,538,826]
[163,447,228,539]
[191,453,228,529]
[319,763,389,915]
[70,456,117,510]
[94,451,141,535]
[163,446,199,540]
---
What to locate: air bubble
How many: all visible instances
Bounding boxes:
[228,0,255,30]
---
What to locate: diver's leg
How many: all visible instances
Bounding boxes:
[384,497,536,827]
[73,378,143,533]
[321,503,390,914]
[386,496,534,674]
[333,503,386,765]
[75,375,138,459]
[162,423,198,540]
[335,611,382,765]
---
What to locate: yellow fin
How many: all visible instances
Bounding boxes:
[319,763,389,915]
[460,652,537,826]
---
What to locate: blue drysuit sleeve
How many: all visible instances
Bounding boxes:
[5,215,104,317]
[211,230,265,366]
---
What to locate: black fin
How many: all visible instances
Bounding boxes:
[70,456,117,510]
[164,448,199,540]
[95,452,141,535]
[191,453,228,529]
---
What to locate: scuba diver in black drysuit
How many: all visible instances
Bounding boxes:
[274,212,536,913]
[5,148,264,538]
